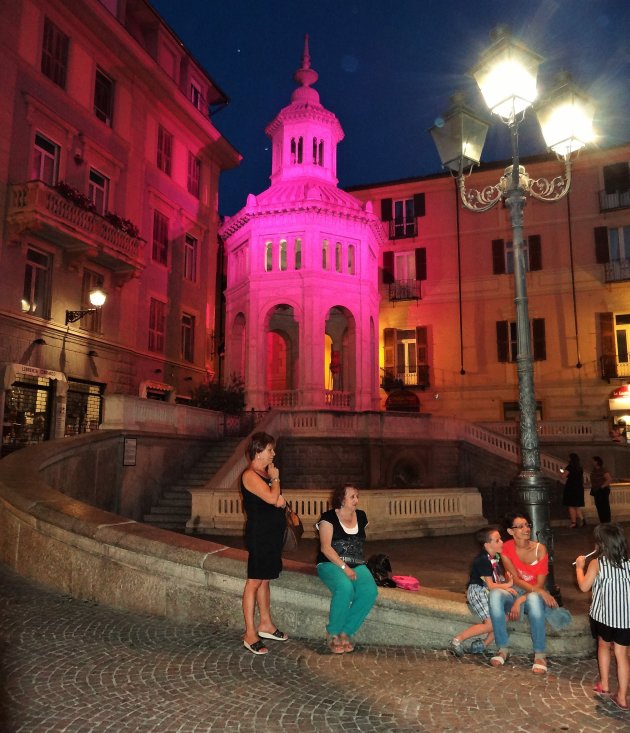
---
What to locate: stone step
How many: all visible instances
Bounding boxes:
[155,497,190,507]
[145,505,190,516]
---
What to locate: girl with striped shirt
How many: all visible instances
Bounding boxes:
[575,523,630,711]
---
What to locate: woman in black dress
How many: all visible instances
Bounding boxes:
[562,452,585,528]
[241,432,288,655]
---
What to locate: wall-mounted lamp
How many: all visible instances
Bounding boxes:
[32,338,47,346]
[154,368,162,374]
[184,376,193,381]
[88,350,99,358]
[65,287,107,325]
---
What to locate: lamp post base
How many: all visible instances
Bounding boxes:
[511,471,562,604]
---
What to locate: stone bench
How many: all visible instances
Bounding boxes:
[0,440,594,657]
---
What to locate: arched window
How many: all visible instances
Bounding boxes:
[297,136,303,164]
[279,239,287,271]
[318,140,324,166]
[290,138,296,164]
[322,239,330,269]
[312,137,318,164]
[295,238,302,270]
[265,241,273,271]
[335,242,342,272]
[348,244,355,275]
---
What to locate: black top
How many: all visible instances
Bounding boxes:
[467,550,507,588]
[316,509,368,566]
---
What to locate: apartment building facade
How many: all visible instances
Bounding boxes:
[348,143,630,425]
[0,0,239,455]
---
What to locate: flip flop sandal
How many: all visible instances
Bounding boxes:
[592,682,611,696]
[490,651,509,667]
[532,659,548,674]
[610,696,629,711]
[327,634,345,654]
[243,639,269,655]
[340,634,355,652]
[258,628,289,641]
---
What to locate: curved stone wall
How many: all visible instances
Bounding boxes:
[0,434,593,655]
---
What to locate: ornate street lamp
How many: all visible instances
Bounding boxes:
[430,27,595,593]
[65,287,107,325]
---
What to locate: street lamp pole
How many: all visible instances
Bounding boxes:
[430,27,595,593]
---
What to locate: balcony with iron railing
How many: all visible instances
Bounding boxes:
[380,365,430,390]
[599,189,630,212]
[7,181,145,274]
[600,354,630,380]
[604,259,630,283]
[388,279,422,302]
[388,219,418,239]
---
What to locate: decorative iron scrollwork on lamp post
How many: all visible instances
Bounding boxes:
[430,27,595,594]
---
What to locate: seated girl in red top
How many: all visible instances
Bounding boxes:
[488,512,558,674]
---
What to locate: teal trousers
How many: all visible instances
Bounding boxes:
[316,562,378,637]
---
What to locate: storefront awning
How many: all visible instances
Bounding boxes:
[1,362,67,391]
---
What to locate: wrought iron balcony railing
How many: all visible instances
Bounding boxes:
[604,259,630,283]
[600,355,630,380]
[7,181,145,275]
[388,279,422,301]
[388,219,418,239]
[380,365,430,390]
[599,189,630,212]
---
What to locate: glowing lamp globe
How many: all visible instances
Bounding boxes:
[89,288,107,307]
[537,77,595,158]
[471,27,542,121]
[430,94,489,174]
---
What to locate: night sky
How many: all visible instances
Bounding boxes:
[150,0,630,216]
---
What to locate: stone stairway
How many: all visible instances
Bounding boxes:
[143,438,242,531]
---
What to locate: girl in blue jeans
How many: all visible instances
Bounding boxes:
[489,512,560,674]
[316,484,378,653]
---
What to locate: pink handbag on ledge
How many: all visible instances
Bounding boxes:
[392,575,420,591]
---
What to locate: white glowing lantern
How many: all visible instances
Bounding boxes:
[471,28,542,121]
[537,77,595,158]
[89,288,107,307]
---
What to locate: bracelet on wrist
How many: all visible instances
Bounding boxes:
[271,477,280,483]
[339,562,346,570]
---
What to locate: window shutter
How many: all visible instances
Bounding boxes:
[382,251,394,284]
[532,318,546,360]
[594,227,610,264]
[383,328,395,371]
[416,326,429,388]
[599,312,617,378]
[528,235,542,271]
[381,198,393,222]
[415,248,427,281]
[496,321,509,362]
[413,192,426,217]
[492,239,505,275]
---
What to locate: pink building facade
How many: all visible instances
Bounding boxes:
[220,40,384,411]
[0,0,239,454]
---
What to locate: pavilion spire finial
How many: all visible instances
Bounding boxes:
[293,33,318,90]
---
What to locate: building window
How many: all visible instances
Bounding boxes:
[348,244,355,275]
[383,248,426,299]
[81,270,103,332]
[152,211,169,265]
[149,299,166,353]
[492,236,542,274]
[183,234,198,281]
[295,238,302,270]
[22,248,52,318]
[41,18,69,89]
[88,168,109,215]
[94,68,114,125]
[157,125,173,175]
[615,313,630,366]
[65,379,103,436]
[290,137,303,164]
[334,242,342,273]
[496,319,546,362]
[190,80,203,111]
[32,133,59,185]
[181,313,195,362]
[187,152,201,197]
[265,241,273,271]
[381,194,425,239]
[279,239,287,271]
[383,327,430,388]
[322,239,330,269]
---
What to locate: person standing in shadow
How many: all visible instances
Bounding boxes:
[562,453,585,528]
[590,456,613,524]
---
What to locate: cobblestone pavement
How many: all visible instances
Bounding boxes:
[1,565,628,733]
